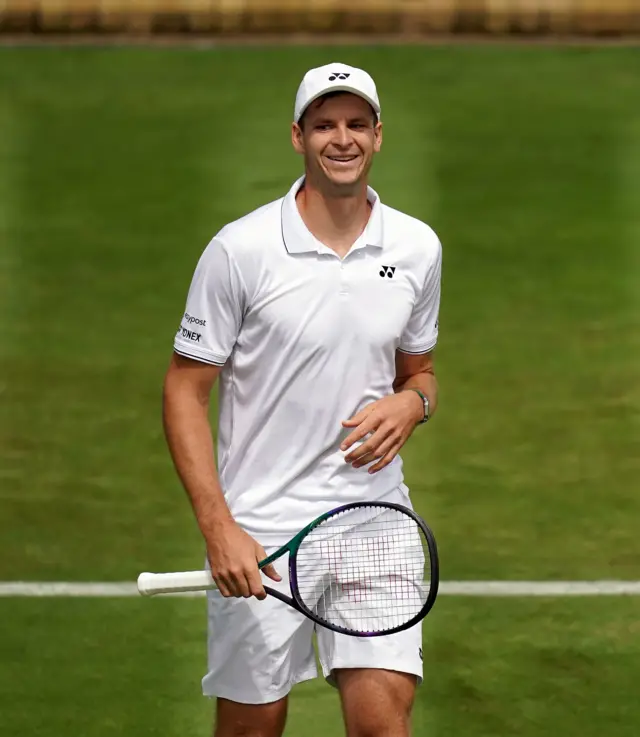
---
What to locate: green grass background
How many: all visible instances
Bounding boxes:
[0,44,639,735]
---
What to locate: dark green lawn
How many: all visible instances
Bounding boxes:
[1,597,638,737]
[0,44,638,737]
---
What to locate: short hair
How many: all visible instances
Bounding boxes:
[298,91,379,130]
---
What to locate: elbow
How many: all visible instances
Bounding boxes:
[162,358,213,413]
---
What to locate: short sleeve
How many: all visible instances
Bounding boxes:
[174,238,246,366]
[398,237,442,354]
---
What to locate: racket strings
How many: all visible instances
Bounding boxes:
[294,506,431,635]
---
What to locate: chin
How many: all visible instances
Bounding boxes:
[327,170,363,189]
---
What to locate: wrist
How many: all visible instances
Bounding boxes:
[404,388,429,424]
[202,509,236,538]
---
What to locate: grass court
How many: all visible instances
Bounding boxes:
[0,43,639,735]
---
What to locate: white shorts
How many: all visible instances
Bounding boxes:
[202,548,424,704]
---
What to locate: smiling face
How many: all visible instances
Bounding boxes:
[292,92,383,196]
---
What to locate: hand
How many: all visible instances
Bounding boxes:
[205,519,282,599]
[340,392,424,474]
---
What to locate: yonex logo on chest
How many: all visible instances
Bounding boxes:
[379,265,396,278]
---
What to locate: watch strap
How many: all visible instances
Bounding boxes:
[406,388,429,423]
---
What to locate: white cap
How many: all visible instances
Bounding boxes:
[294,63,381,124]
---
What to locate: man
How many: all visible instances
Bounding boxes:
[164,63,442,737]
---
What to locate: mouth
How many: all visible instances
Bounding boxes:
[325,154,359,166]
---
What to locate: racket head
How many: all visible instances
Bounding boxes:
[287,501,439,637]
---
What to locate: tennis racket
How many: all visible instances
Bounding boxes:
[138,501,439,637]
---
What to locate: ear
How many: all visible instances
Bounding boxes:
[291,122,305,155]
[373,121,383,153]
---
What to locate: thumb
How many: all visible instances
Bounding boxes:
[256,545,282,582]
[261,562,282,582]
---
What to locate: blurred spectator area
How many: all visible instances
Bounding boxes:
[0,0,639,36]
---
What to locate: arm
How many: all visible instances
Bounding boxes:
[393,349,438,420]
[163,352,229,533]
[163,352,280,598]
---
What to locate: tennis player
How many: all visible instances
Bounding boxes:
[164,62,442,737]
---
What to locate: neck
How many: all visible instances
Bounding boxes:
[296,176,372,258]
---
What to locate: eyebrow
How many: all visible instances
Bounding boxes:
[312,117,372,126]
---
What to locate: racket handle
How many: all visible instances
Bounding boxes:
[137,570,216,596]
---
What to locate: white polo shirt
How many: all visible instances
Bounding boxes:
[174,176,442,544]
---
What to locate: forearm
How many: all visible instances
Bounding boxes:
[162,382,233,539]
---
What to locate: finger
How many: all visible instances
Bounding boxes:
[341,417,361,428]
[368,442,403,474]
[341,417,381,452]
[344,425,392,463]
[227,568,252,598]
[341,406,373,428]
[352,451,378,468]
[245,567,268,600]
[211,572,233,598]
[352,433,398,468]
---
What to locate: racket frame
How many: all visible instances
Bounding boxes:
[259,501,439,637]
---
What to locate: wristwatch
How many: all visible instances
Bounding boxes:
[407,389,430,424]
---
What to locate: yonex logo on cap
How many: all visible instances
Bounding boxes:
[293,64,381,124]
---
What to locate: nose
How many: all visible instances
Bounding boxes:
[332,122,352,148]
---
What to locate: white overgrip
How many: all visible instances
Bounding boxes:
[137,570,216,596]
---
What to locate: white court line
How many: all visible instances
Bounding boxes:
[1,581,640,597]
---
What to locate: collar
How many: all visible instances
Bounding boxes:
[281,176,384,254]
